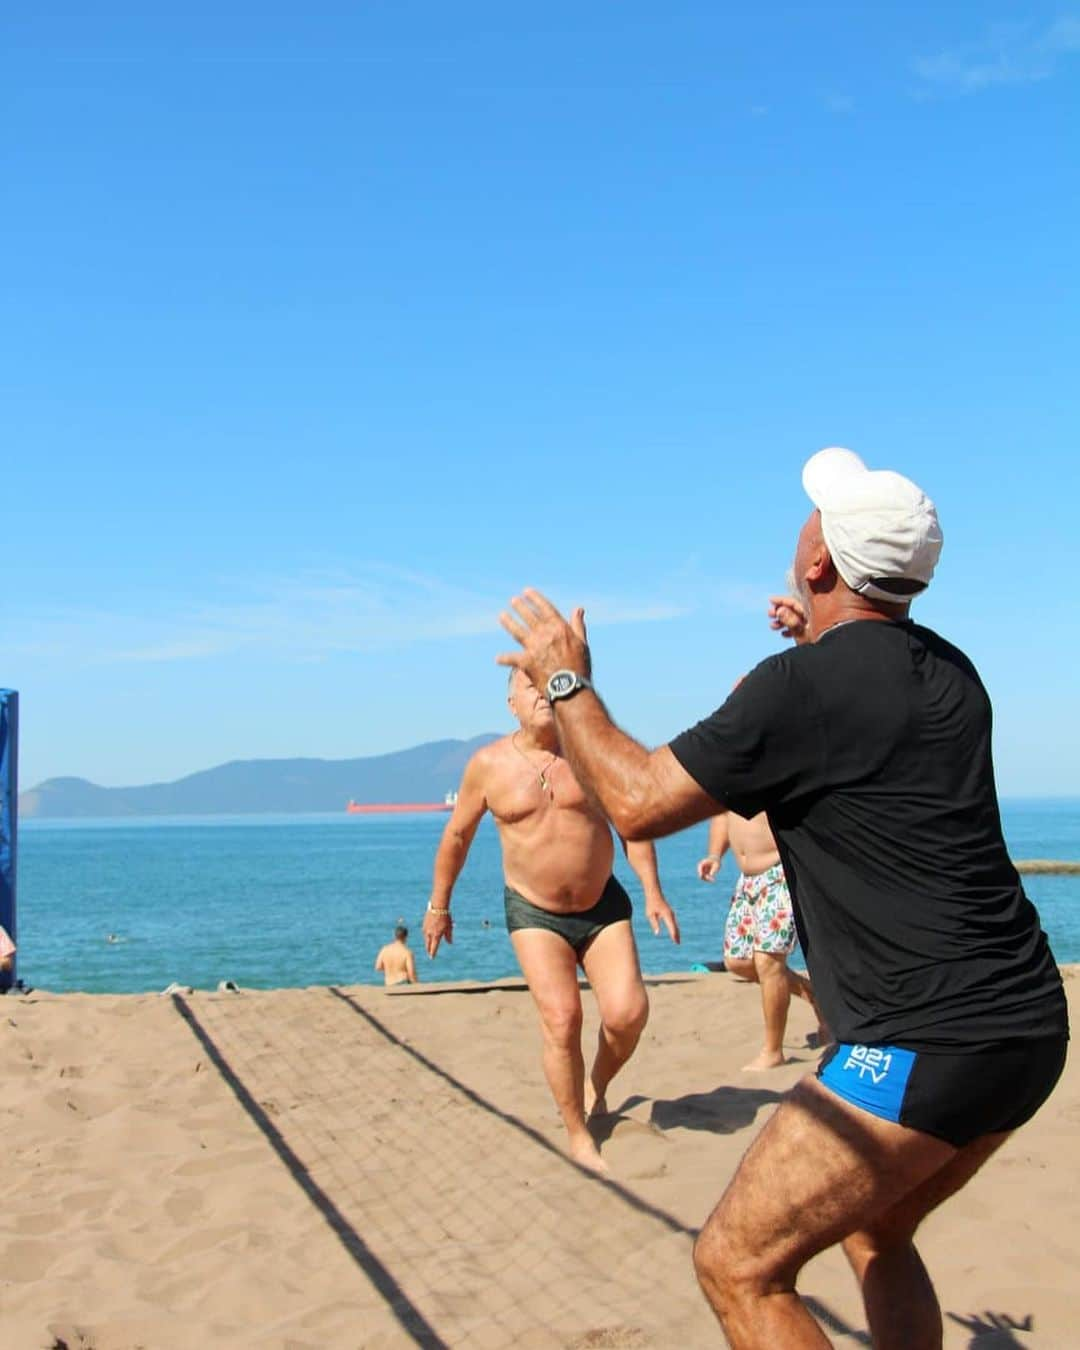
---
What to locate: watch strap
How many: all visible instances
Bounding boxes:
[546,669,593,702]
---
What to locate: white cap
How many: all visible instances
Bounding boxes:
[802,448,943,603]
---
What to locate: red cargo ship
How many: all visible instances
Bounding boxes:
[346,792,457,815]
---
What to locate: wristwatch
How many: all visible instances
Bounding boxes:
[546,669,593,703]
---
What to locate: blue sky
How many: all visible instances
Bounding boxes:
[4,3,1078,795]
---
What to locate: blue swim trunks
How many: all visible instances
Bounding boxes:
[818,1037,1067,1147]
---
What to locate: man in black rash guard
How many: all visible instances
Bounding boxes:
[495,447,1068,1350]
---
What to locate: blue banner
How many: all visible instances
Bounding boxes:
[0,690,17,992]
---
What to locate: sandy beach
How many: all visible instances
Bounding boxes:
[2,969,1076,1349]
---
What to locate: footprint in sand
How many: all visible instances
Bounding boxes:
[602,1116,665,1141]
[597,1116,669,1179]
[14,1210,64,1237]
[624,1159,670,1181]
[66,1187,115,1218]
[45,1323,96,1350]
[1,1237,58,1282]
[569,1326,649,1348]
[163,1187,206,1225]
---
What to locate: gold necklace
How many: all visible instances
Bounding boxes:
[512,733,559,797]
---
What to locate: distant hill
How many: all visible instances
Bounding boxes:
[18,735,501,819]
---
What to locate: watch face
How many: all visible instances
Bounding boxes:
[549,672,575,697]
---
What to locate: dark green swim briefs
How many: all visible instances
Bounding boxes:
[503,875,633,958]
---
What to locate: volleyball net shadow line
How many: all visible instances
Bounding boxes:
[330,985,690,1236]
[329,986,871,1347]
[171,992,448,1350]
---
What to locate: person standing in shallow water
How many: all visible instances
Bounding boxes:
[422,667,680,1175]
[497,446,1068,1348]
[374,925,417,987]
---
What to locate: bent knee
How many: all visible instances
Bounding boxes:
[725,956,756,982]
[605,990,649,1038]
[693,1213,794,1302]
[540,1003,584,1047]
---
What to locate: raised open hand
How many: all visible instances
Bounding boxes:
[497,589,591,692]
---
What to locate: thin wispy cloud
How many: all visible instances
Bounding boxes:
[823,92,855,115]
[914,16,1080,94]
[13,566,705,668]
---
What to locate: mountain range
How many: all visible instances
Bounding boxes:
[18,735,500,819]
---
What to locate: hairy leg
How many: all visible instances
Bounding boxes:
[692,1075,957,1349]
[841,1130,1010,1350]
[510,928,605,1173]
[580,919,649,1116]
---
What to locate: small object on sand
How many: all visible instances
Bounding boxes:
[160,981,193,996]
[217,979,240,993]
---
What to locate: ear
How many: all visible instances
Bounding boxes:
[806,541,834,586]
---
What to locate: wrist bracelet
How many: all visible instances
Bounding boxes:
[706,854,723,863]
[427,904,451,916]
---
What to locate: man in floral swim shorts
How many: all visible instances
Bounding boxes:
[699,809,825,1069]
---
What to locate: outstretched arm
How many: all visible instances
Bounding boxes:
[497,591,720,840]
[697,814,731,882]
[423,754,489,958]
[624,838,680,943]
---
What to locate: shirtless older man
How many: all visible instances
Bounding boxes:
[422,668,679,1174]
[698,811,823,1068]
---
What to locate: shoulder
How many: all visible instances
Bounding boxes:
[466,736,513,777]
[817,620,986,691]
[729,648,811,709]
[670,651,810,759]
[904,621,984,680]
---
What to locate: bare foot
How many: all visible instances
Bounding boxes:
[741,1049,787,1071]
[568,1132,610,1175]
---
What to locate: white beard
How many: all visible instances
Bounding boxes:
[785,566,809,608]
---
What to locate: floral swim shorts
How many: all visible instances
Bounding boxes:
[723,862,797,960]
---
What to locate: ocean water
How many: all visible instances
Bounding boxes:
[11,800,1080,995]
